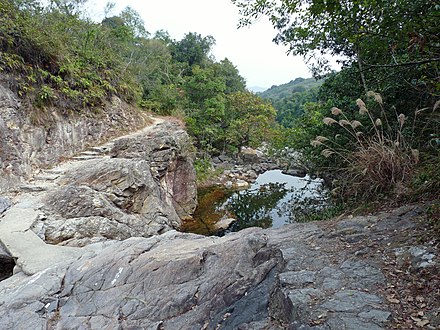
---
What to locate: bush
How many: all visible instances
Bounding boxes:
[310,92,421,199]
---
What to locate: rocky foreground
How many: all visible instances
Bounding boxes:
[0,201,438,329]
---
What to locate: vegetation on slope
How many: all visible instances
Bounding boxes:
[259,77,322,127]
[0,0,277,155]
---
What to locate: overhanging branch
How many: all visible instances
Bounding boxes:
[364,57,440,69]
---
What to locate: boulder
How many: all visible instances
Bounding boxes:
[0,229,285,329]
[109,121,197,220]
[240,147,264,164]
[35,121,198,246]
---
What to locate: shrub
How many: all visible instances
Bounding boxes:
[311,92,420,199]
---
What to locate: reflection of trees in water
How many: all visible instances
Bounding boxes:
[225,182,288,231]
[288,179,330,222]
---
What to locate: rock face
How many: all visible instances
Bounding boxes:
[0,80,150,193]
[0,77,197,247]
[31,120,197,246]
[0,230,284,329]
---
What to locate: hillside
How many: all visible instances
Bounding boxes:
[258,77,322,99]
[258,77,323,127]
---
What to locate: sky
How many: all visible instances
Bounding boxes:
[87,0,312,90]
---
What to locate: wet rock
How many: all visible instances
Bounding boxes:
[282,168,307,178]
[214,218,236,230]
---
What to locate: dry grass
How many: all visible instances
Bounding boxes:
[346,140,416,197]
[312,92,419,199]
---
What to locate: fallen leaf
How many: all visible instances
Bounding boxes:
[387,295,400,304]
[416,319,430,327]
[410,316,422,322]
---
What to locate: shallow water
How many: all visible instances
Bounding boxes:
[182,170,328,236]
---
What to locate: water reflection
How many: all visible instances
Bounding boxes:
[224,182,288,231]
[182,170,328,236]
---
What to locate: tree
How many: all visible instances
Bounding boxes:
[171,32,215,69]
[213,58,246,94]
[119,6,149,39]
[225,91,277,149]
[232,0,439,97]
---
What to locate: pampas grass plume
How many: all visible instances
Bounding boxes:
[351,120,362,128]
[323,117,337,125]
[331,107,343,115]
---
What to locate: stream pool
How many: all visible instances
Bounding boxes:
[182,170,329,236]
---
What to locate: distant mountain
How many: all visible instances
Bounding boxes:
[258,77,322,100]
[258,77,324,128]
[248,86,268,93]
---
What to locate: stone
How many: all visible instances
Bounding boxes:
[358,309,391,323]
[0,81,152,193]
[320,290,383,313]
[318,267,345,291]
[39,158,181,245]
[0,197,11,214]
[215,218,236,230]
[234,179,250,189]
[240,147,264,164]
[0,230,285,329]
[279,270,316,286]
[19,119,198,247]
[326,315,384,330]
[340,259,385,289]
[282,168,307,178]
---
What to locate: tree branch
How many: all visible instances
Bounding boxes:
[364,58,440,69]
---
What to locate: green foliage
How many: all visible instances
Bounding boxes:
[225,91,277,149]
[0,0,144,110]
[235,0,439,204]
[194,158,224,185]
[170,32,215,71]
[259,77,322,127]
[259,77,321,100]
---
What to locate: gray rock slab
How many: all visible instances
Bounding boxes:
[340,259,385,289]
[0,197,11,214]
[279,270,316,286]
[320,290,383,313]
[0,230,284,329]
